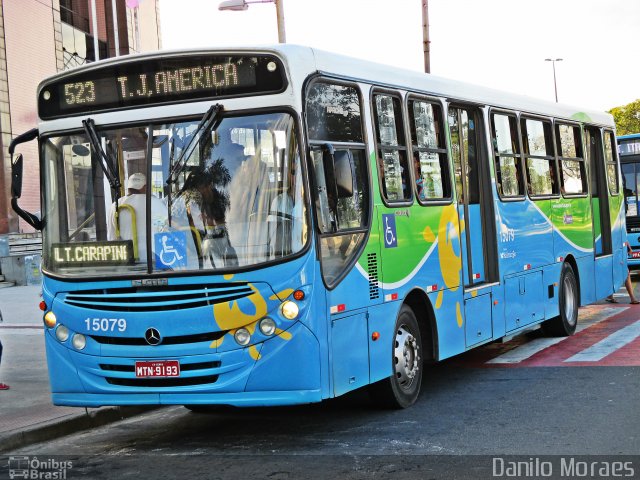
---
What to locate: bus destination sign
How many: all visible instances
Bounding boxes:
[38,55,285,119]
[51,241,134,267]
[619,139,640,156]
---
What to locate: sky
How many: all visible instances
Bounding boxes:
[158,0,640,113]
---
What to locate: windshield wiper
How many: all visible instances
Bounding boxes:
[82,118,121,193]
[166,103,224,186]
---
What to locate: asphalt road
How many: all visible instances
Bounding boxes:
[3,302,640,479]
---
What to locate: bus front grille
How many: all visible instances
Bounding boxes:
[100,361,221,372]
[90,331,225,346]
[105,375,219,387]
[100,361,221,387]
[62,282,253,312]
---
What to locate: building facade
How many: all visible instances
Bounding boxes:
[0,0,161,233]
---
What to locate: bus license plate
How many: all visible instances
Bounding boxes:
[631,252,640,259]
[135,360,180,378]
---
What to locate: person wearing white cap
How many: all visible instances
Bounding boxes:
[107,173,167,263]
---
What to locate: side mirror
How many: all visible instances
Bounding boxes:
[9,128,42,230]
[11,153,23,198]
[333,150,354,198]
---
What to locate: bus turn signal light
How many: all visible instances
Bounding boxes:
[293,290,305,301]
[371,332,380,341]
[39,301,47,311]
[44,311,57,328]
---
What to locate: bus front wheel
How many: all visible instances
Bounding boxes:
[369,305,423,409]
[543,263,578,336]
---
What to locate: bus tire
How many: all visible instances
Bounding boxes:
[368,305,422,409]
[542,262,578,336]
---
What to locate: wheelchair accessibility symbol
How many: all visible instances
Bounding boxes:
[382,214,397,248]
[154,231,187,269]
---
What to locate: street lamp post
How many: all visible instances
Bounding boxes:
[545,58,563,103]
[218,0,286,43]
[422,0,430,73]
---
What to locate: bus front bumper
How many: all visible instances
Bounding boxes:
[46,320,323,407]
[52,390,322,407]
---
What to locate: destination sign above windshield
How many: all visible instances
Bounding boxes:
[51,241,134,267]
[38,54,286,119]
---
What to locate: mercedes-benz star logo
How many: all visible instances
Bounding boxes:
[144,327,162,346]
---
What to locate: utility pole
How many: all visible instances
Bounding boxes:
[422,0,430,73]
[275,0,286,44]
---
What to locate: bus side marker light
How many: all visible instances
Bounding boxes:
[384,293,398,302]
[371,332,380,341]
[493,300,499,306]
[55,324,69,342]
[281,301,299,320]
[44,311,57,328]
[523,264,531,271]
[39,301,47,311]
[553,282,558,287]
[330,304,346,314]
[426,284,438,293]
[557,256,564,262]
[473,273,480,280]
[72,334,86,350]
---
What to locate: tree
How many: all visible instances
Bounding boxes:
[608,99,640,135]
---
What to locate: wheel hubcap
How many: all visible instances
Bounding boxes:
[394,325,420,390]
[563,275,577,326]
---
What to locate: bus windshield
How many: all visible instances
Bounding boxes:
[42,112,307,276]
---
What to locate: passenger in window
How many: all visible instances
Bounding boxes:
[227,152,270,262]
[414,153,426,201]
[209,128,246,178]
[107,173,167,263]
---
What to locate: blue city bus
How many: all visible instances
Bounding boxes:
[10,46,626,409]
[619,133,640,269]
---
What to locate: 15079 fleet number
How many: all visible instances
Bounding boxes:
[84,318,127,332]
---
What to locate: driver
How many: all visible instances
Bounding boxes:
[107,173,167,263]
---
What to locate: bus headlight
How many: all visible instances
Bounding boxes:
[259,317,277,336]
[72,334,86,350]
[44,311,57,328]
[55,324,69,342]
[234,328,251,346]
[281,301,299,320]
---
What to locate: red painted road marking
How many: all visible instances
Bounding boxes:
[444,304,640,367]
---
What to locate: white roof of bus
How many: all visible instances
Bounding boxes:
[40,44,614,127]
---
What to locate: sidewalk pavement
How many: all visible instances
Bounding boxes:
[0,286,153,453]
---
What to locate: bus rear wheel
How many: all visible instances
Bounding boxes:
[369,305,423,409]
[542,262,578,336]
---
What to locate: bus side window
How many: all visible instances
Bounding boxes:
[408,98,450,202]
[491,113,524,198]
[521,118,557,196]
[604,131,620,195]
[556,123,587,195]
[372,93,412,204]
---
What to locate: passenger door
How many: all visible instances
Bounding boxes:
[448,106,487,286]
[585,127,614,298]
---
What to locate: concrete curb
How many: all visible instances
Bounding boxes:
[0,406,160,453]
